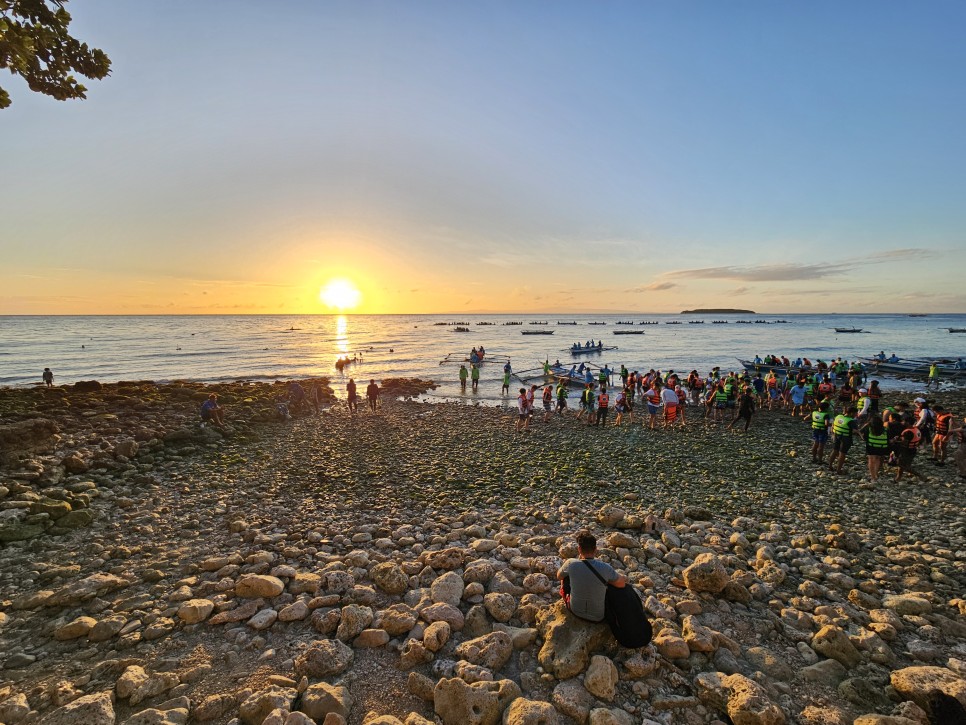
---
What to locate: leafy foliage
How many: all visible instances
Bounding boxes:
[0,0,110,109]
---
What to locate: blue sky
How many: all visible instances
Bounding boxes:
[2,0,964,313]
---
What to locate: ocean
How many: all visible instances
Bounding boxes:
[2,313,964,402]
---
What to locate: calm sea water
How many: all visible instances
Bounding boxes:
[2,314,964,401]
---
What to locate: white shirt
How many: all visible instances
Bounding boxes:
[517,396,528,414]
[661,387,679,405]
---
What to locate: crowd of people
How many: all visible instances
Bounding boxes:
[500,359,965,483]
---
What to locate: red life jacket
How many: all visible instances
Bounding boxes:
[598,393,609,408]
[903,427,922,449]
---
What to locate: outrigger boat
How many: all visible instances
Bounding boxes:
[565,343,618,355]
[613,330,644,335]
[557,321,578,325]
[439,351,510,366]
[863,357,966,377]
[947,328,966,333]
[521,330,554,335]
[833,327,865,333]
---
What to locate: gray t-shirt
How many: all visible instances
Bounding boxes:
[559,557,619,623]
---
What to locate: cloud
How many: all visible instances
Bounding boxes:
[626,282,678,292]
[667,262,854,282]
[663,248,937,283]
[731,286,750,295]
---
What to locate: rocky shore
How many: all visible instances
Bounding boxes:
[0,380,964,725]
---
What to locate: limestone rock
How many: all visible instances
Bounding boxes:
[44,691,115,725]
[695,671,786,725]
[682,553,729,594]
[551,679,596,723]
[811,625,861,669]
[483,593,517,623]
[48,573,128,606]
[882,594,932,616]
[431,571,465,606]
[116,665,180,706]
[424,620,451,652]
[176,598,214,624]
[294,639,354,678]
[424,548,465,571]
[279,600,310,622]
[536,600,613,679]
[337,604,373,641]
[122,696,190,725]
[434,677,521,725]
[239,687,296,725]
[380,604,418,636]
[55,615,97,640]
[588,709,635,725]
[455,631,514,671]
[354,628,390,648]
[583,655,619,701]
[889,666,966,710]
[371,562,410,595]
[236,574,285,598]
[502,698,559,725]
[300,682,352,721]
[422,602,465,631]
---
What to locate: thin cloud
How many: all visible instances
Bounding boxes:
[627,282,678,292]
[731,286,750,295]
[663,248,936,283]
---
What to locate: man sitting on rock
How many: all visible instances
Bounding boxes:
[200,393,226,429]
[556,530,625,622]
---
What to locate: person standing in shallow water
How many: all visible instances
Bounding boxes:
[556,530,625,622]
[459,364,468,392]
[42,368,54,387]
[471,364,480,391]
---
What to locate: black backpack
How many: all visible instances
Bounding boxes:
[583,560,653,648]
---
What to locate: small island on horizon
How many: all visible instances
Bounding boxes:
[681,308,755,314]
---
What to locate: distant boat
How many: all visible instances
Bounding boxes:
[521,330,554,335]
[557,321,578,325]
[834,327,864,333]
[613,330,644,335]
[565,344,617,355]
[587,322,607,326]
[949,328,966,333]
[909,314,928,317]
[452,327,470,333]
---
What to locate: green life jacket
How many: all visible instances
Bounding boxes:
[866,430,888,449]
[811,411,829,430]
[832,415,854,437]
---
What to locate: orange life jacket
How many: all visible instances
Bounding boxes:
[936,413,953,436]
[646,389,660,405]
[598,393,609,408]
[903,427,922,449]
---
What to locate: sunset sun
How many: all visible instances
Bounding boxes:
[320,279,362,310]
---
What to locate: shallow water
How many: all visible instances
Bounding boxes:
[2,313,963,402]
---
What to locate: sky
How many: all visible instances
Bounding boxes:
[2,0,965,314]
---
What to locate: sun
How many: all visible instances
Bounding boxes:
[320,278,362,310]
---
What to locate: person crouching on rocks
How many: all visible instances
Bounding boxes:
[556,530,625,622]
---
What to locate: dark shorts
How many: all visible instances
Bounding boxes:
[647,403,661,415]
[812,429,828,443]
[543,400,552,411]
[518,413,527,420]
[866,446,887,457]
[898,448,917,467]
[832,436,852,454]
[769,389,779,399]
[201,410,214,421]
[726,400,735,408]
[557,399,567,410]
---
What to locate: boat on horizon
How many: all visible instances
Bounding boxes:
[521,330,554,335]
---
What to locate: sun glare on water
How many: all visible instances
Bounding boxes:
[320,279,362,310]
